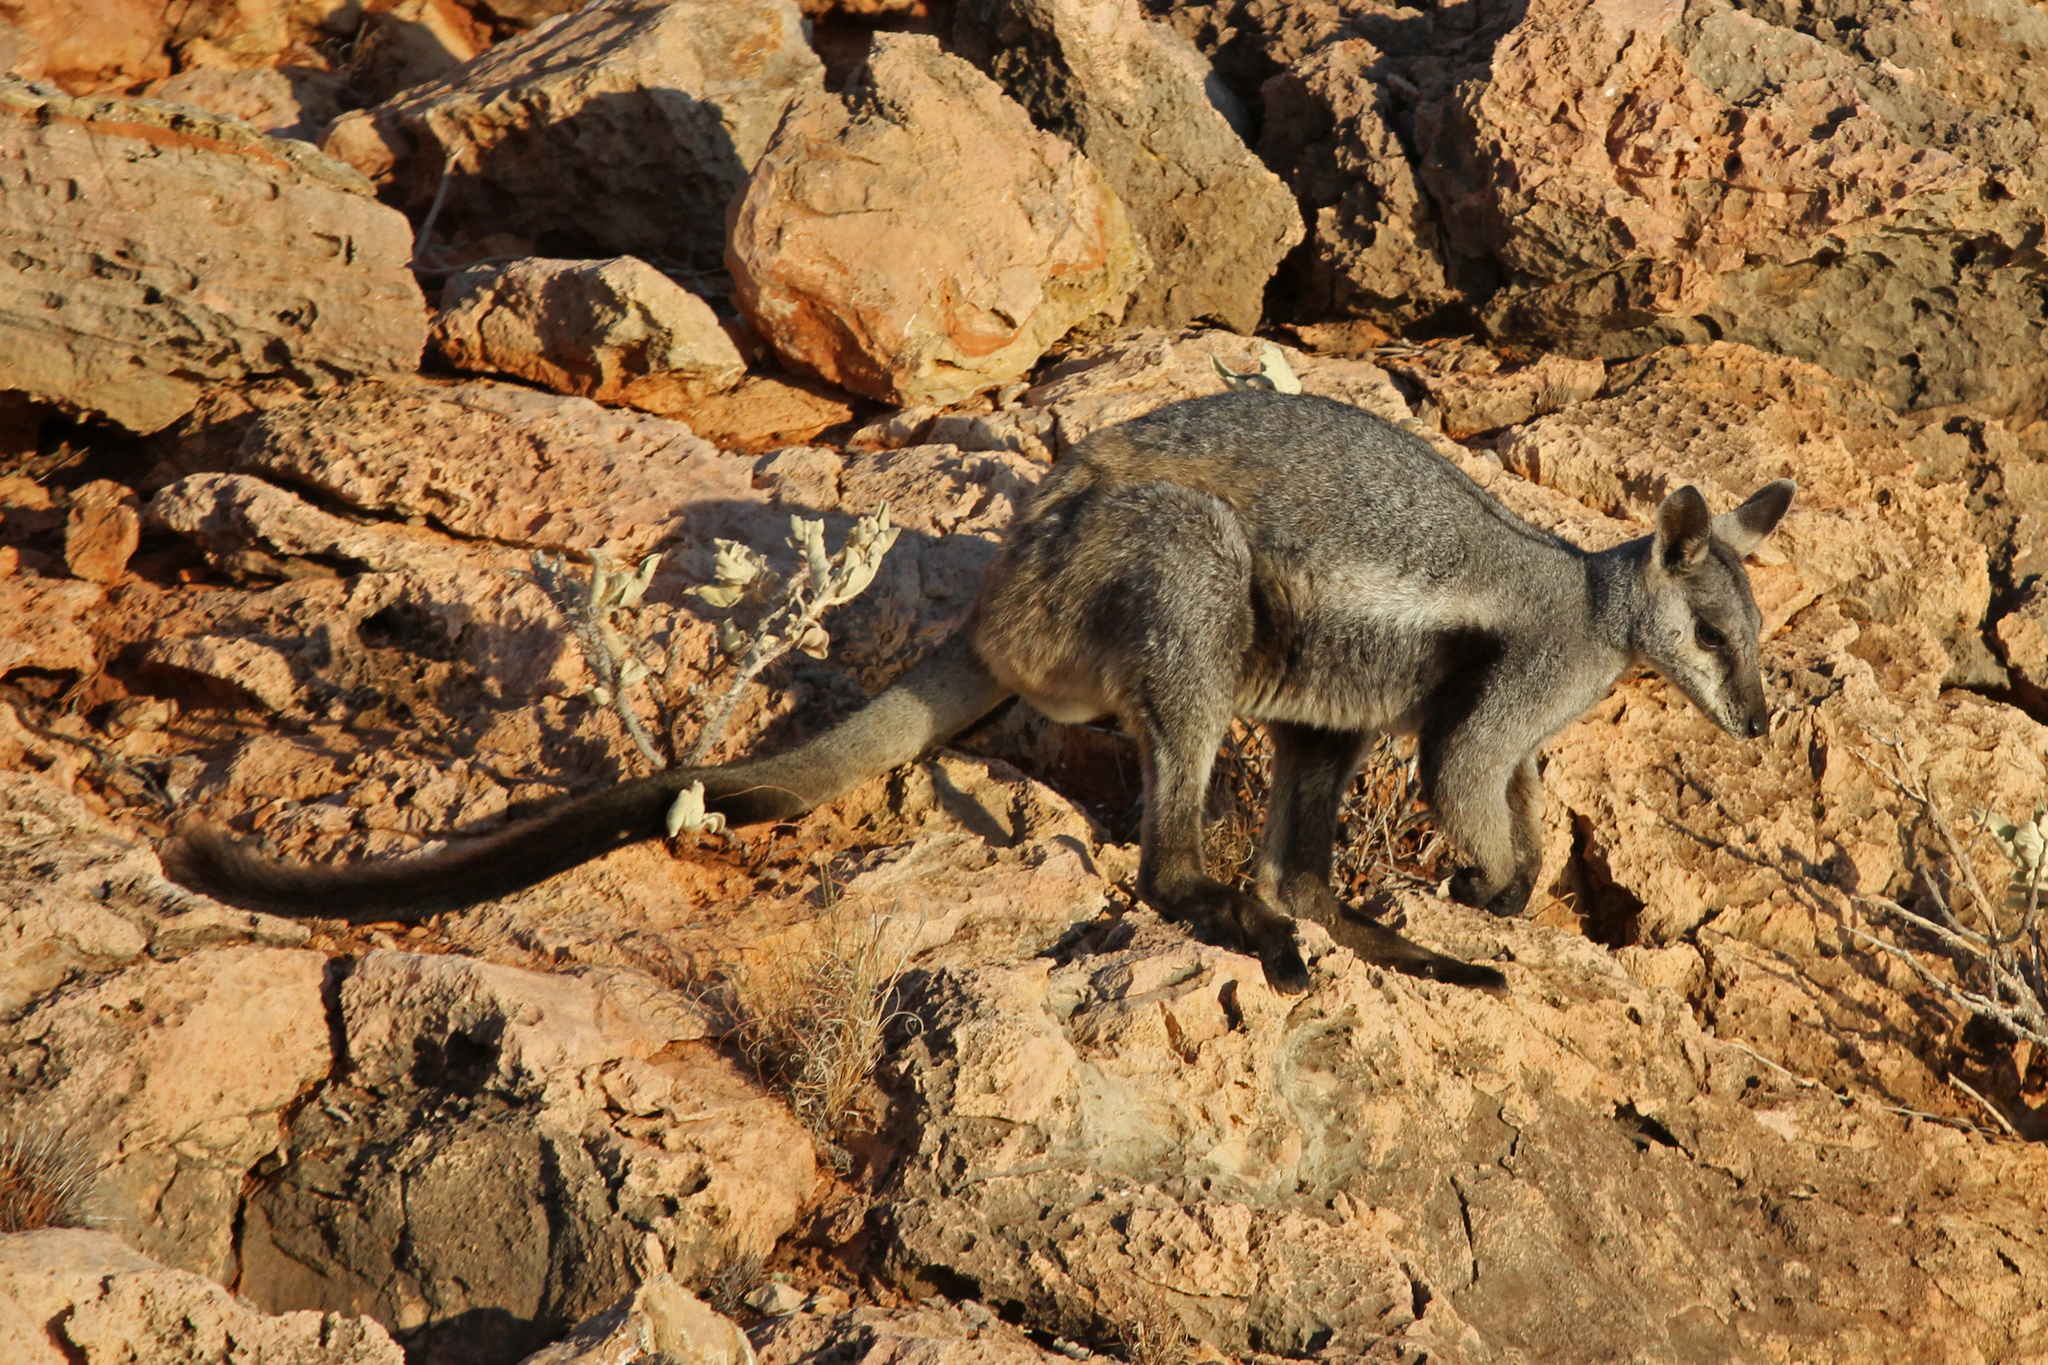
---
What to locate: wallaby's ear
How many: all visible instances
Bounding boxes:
[1711,479,1797,557]
[1652,485,1714,570]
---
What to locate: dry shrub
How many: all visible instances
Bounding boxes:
[1204,723,1450,901]
[694,1246,767,1319]
[1097,1283,1191,1365]
[710,893,919,1144]
[0,1121,99,1232]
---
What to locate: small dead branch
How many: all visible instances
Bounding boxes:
[524,549,667,769]
[1838,733,2048,1052]
[685,506,901,763]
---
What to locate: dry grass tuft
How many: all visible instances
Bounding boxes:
[694,1246,767,1319]
[709,885,920,1145]
[1204,723,1450,901]
[1098,1284,1192,1365]
[0,1120,99,1233]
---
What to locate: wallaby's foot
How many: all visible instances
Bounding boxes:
[1289,884,1506,990]
[1156,880,1311,994]
[1448,867,1535,918]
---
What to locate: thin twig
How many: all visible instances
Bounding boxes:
[410,148,457,273]
[1946,1073,2021,1138]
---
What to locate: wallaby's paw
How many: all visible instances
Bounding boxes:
[1158,882,1309,993]
[1258,935,1312,994]
[1448,867,1534,918]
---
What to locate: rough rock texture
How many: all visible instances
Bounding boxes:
[0,943,332,1281]
[1439,0,2048,421]
[0,1229,402,1365]
[754,1300,1078,1365]
[323,0,822,269]
[0,761,312,1023]
[433,257,746,411]
[873,901,2048,1362]
[0,0,173,91]
[0,81,427,434]
[518,1276,755,1365]
[145,65,352,144]
[728,35,1145,406]
[237,952,816,1365]
[349,0,492,103]
[953,0,1302,333]
[62,480,141,585]
[1259,38,1465,328]
[1476,343,2048,1110]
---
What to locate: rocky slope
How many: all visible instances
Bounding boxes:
[2,2,2047,1364]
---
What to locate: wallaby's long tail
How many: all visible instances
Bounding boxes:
[163,631,1013,921]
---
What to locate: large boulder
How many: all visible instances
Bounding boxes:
[431,256,746,412]
[728,34,1146,406]
[874,900,2048,1361]
[0,81,427,435]
[954,0,1302,333]
[1174,0,2048,419]
[236,951,816,1365]
[0,942,332,1280]
[0,1230,401,1365]
[323,0,822,269]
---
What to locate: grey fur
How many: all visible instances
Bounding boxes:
[165,392,1793,996]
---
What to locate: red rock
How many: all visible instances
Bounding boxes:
[0,84,427,435]
[728,34,1146,406]
[62,480,140,585]
[323,0,822,272]
[955,0,1302,333]
[432,257,746,412]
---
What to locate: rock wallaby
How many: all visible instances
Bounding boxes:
[167,391,1795,994]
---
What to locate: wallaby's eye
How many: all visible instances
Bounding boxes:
[1695,621,1726,652]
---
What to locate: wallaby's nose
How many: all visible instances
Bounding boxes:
[1744,713,1769,739]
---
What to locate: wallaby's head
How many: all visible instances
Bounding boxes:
[1634,480,1797,740]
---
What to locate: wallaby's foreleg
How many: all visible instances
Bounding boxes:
[1260,723,1506,988]
[1425,731,1543,918]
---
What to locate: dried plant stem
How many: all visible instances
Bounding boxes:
[686,602,806,764]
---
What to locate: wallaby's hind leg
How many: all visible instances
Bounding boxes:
[1086,497,1307,993]
[1133,706,1309,994]
[1260,723,1507,988]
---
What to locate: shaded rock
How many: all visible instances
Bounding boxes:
[728,35,1145,406]
[324,0,822,270]
[1383,348,1607,439]
[954,0,1302,333]
[146,64,352,143]
[350,0,492,103]
[1417,0,2048,420]
[432,257,746,411]
[237,952,815,1365]
[519,1275,754,1365]
[873,898,2048,1361]
[0,81,427,435]
[62,480,140,585]
[0,944,333,1280]
[0,1228,401,1365]
[1259,38,1461,329]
